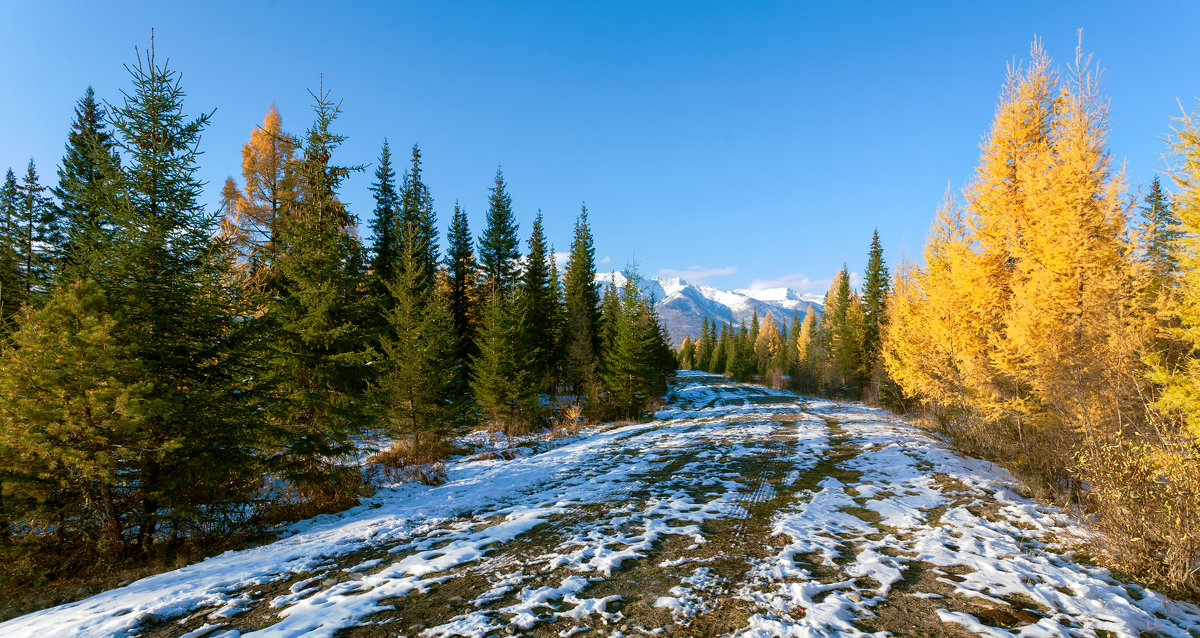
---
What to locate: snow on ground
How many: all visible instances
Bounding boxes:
[2,371,1198,637]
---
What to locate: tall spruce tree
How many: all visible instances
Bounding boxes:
[98,43,262,549]
[445,201,478,394]
[53,86,120,278]
[862,229,890,380]
[562,206,602,393]
[374,222,474,452]
[399,144,438,288]
[266,84,372,501]
[368,139,401,288]
[478,168,519,299]
[472,292,540,434]
[0,170,23,327]
[13,160,57,299]
[521,211,558,390]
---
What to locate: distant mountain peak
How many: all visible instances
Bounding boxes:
[595,274,823,346]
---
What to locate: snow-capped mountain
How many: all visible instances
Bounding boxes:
[597,274,824,346]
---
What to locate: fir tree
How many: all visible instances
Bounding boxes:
[53,86,120,278]
[478,167,519,299]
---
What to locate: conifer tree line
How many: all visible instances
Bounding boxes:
[676,229,890,400]
[0,44,673,566]
[882,39,1200,594]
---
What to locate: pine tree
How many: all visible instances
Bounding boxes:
[562,205,602,395]
[53,86,120,278]
[478,168,519,299]
[266,84,372,501]
[0,280,152,551]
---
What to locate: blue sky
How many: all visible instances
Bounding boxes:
[2,1,1198,293]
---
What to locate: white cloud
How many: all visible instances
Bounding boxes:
[746,273,828,292]
[655,266,737,283]
[747,271,861,294]
[598,255,611,264]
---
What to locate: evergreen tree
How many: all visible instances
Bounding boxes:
[521,211,558,390]
[472,293,540,434]
[1136,176,1182,289]
[694,317,712,371]
[445,201,479,395]
[368,139,401,288]
[601,265,671,418]
[599,275,621,374]
[862,229,890,376]
[713,323,729,374]
[98,43,263,549]
[374,224,474,452]
[478,168,519,299]
[266,85,372,501]
[53,86,120,278]
[0,170,23,327]
[562,205,602,395]
[13,160,57,299]
[0,280,151,551]
[399,144,438,288]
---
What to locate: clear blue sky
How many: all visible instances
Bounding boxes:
[2,1,1198,294]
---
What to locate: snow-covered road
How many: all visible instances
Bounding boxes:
[4,372,1199,637]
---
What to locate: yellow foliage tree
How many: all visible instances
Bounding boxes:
[220,105,297,287]
[1157,109,1200,440]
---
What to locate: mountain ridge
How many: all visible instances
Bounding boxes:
[596,274,823,346]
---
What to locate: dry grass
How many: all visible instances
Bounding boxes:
[364,438,463,486]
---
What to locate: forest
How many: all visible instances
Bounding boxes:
[0,42,674,595]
